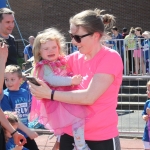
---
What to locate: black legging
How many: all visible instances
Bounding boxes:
[0,125,6,150]
[60,134,121,150]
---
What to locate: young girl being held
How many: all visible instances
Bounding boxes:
[30,28,92,150]
[3,111,28,150]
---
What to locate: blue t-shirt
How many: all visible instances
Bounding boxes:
[142,39,150,60]
[1,88,32,148]
[6,138,28,150]
[23,45,33,59]
[142,100,150,142]
[112,33,124,52]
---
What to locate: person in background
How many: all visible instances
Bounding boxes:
[142,80,150,150]
[0,8,19,89]
[124,27,136,74]
[3,111,29,150]
[23,36,34,62]
[134,27,145,74]
[0,37,26,150]
[104,32,116,50]
[28,8,123,150]
[111,26,124,63]
[0,8,18,66]
[142,31,150,73]
[0,65,39,150]
[122,27,128,39]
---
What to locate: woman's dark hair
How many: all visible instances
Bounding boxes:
[70,8,115,37]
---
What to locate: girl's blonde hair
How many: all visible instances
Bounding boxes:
[33,28,66,63]
[4,111,18,125]
[129,27,135,35]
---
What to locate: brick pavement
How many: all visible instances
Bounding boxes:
[34,134,144,150]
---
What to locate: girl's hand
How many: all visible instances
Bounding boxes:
[142,115,149,122]
[13,132,27,146]
[27,130,38,139]
[71,75,82,85]
[28,79,51,100]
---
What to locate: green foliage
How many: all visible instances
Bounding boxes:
[17,57,24,68]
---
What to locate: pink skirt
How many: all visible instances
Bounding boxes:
[30,97,93,135]
[133,49,142,58]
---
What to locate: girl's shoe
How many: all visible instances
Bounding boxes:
[72,143,91,150]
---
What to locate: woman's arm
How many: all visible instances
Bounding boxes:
[29,73,114,105]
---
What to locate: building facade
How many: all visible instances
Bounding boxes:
[8,0,150,41]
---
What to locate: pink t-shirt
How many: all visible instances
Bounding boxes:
[65,46,123,140]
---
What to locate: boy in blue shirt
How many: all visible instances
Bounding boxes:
[0,65,39,150]
[142,80,150,150]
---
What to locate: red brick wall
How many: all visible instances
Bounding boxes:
[8,0,150,41]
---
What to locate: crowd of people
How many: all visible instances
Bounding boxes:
[0,6,149,150]
[104,26,150,75]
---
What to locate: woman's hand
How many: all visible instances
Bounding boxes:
[13,132,27,146]
[28,79,51,99]
[0,42,8,63]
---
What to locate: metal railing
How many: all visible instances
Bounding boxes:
[66,38,150,76]
[118,75,150,137]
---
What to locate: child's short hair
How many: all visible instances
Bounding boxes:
[4,111,18,124]
[112,26,118,31]
[135,27,142,34]
[33,27,66,63]
[5,65,22,78]
[147,80,150,86]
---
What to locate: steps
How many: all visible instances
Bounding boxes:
[117,76,150,110]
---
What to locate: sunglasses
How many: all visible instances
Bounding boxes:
[69,33,93,43]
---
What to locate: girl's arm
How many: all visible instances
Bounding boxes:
[0,109,27,146]
[29,73,114,105]
[18,121,38,139]
[43,65,81,86]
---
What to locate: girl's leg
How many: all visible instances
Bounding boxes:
[141,56,146,74]
[134,56,139,74]
[72,120,90,150]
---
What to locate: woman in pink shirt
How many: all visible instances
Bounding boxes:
[28,8,123,150]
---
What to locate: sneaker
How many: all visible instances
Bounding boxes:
[72,143,91,150]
